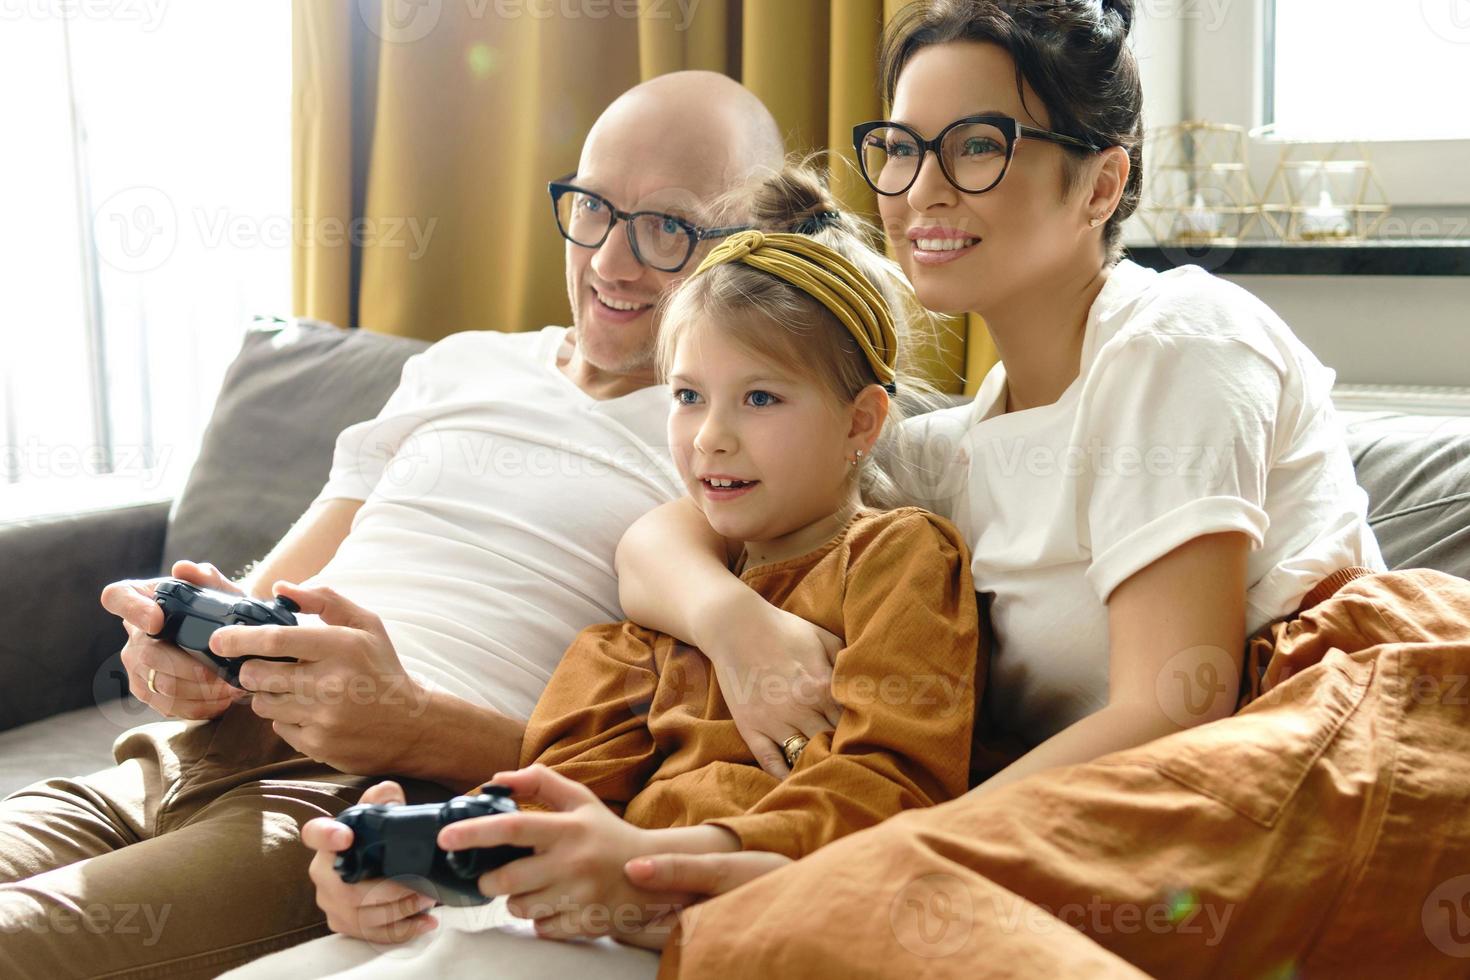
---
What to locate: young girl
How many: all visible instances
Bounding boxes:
[275,166,983,964]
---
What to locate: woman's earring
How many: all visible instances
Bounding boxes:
[850,448,865,467]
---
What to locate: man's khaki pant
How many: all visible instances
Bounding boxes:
[659,569,1470,979]
[0,703,445,979]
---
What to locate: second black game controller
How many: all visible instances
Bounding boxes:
[333,786,533,906]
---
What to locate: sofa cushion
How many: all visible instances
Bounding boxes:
[1341,411,1470,580]
[0,704,130,797]
[161,320,429,580]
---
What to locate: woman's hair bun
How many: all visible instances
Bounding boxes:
[1102,0,1134,34]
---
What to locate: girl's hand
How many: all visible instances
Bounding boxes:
[438,765,682,940]
[302,780,439,944]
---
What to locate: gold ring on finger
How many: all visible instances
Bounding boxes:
[781,734,809,768]
[146,668,160,696]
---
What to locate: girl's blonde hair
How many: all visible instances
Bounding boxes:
[656,160,949,511]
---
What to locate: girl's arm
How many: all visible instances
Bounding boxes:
[615,497,843,777]
[971,530,1249,798]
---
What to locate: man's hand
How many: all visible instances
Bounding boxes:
[617,850,794,950]
[303,780,439,944]
[701,596,844,779]
[214,580,432,775]
[102,559,248,720]
[438,765,688,941]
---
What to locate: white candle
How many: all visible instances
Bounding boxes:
[1301,189,1350,240]
[1176,193,1222,240]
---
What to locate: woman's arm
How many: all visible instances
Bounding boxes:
[703,512,981,859]
[615,497,843,777]
[971,530,1249,798]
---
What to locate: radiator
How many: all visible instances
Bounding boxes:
[1331,383,1470,416]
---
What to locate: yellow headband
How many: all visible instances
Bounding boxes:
[692,230,898,394]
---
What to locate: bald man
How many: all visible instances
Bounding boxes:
[0,72,787,979]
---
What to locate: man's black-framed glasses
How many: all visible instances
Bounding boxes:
[548,177,749,273]
[853,115,1101,197]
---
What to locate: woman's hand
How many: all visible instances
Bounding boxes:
[439,765,686,941]
[614,497,843,777]
[617,850,794,950]
[302,781,439,944]
[701,593,844,779]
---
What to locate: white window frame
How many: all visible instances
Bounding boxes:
[1184,0,1470,210]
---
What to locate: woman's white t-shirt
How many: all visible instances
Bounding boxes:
[904,260,1385,746]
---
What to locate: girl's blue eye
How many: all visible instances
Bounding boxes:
[673,388,700,405]
[747,390,778,408]
[661,217,681,235]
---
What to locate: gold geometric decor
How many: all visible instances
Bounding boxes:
[1138,121,1262,248]
[1254,125,1391,243]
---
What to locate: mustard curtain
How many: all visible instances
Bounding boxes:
[292,0,997,395]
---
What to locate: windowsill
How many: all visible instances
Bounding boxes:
[0,474,178,527]
[1125,240,1470,277]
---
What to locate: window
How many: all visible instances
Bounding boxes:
[1268,0,1470,142]
[0,4,290,512]
[1183,0,1470,210]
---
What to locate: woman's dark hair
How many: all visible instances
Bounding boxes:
[879,0,1144,264]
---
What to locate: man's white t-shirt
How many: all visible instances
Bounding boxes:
[308,326,681,721]
[905,260,1385,746]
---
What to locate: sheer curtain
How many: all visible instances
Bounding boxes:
[0,3,290,510]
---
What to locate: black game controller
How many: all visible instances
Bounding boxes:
[333,786,533,906]
[149,578,300,688]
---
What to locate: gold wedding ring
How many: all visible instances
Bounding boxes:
[146,668,160,696]
[781,734,809,768]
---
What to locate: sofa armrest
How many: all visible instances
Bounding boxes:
[0,500,170,732]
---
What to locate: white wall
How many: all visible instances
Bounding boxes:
[1223,275,1470,387]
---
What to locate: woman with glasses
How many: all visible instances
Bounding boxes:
[615,1,1470,976]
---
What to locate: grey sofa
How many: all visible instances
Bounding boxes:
[2,320,1467,796]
